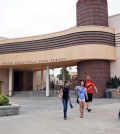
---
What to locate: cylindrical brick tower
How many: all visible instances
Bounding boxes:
[76,0,108,26]
[76,0,111,98]
[77,60,110,98]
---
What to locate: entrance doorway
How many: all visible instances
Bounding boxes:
[14,71,23,91]
[14,71,33,91]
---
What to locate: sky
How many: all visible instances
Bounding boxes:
[0,0,120,38]
[0,0,120,75]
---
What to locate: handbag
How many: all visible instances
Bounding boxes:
[76,95,79,103]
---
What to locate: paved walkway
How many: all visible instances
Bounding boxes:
[0,97,119,134]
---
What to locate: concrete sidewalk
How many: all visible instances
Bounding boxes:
[0,97,119,134]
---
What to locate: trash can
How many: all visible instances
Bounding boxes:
[105,91,111,98]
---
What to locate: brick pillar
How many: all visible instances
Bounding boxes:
[77,60,110,98]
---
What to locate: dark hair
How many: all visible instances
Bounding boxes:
[79,80,85,86]
[64,81,68,86]
[61,86,63,89]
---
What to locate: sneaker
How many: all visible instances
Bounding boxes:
[64,117,67,120]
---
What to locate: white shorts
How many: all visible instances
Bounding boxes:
[79,98,85,102]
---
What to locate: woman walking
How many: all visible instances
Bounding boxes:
[62,81,71,120]
[51,81,54,97]
[76,81,88,118]
[117,86,120,119]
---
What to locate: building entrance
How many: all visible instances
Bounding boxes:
[14,71,33,91]
[14,71,23,91]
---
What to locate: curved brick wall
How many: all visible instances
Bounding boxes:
[76,0,108,26]
[77,60,110,98]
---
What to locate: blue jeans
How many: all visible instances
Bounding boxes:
[63,98,68,118]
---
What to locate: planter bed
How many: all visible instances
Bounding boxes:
[0,104,21,116]
[106,89,119,99]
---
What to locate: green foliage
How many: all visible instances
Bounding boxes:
[57,68,71,80]
[106,76,120,88]
[0,94,9,106]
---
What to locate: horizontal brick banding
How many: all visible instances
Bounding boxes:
[76,0,108,26]
[0,31,115,55]
[115,33,120,46]
[77,60,110,98]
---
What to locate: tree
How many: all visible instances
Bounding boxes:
[57,68,71,80]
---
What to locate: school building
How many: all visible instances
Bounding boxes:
[0,0,120,98]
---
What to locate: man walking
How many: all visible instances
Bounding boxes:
[51,81,54,97]
[85,75,98,112]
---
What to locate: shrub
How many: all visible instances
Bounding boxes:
[106,76,120,88]
[0,94,9,106]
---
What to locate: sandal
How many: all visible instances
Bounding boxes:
[80,115,83,118]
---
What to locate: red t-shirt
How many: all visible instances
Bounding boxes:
[85,80,95,93]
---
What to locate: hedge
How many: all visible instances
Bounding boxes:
[0,94,9,106]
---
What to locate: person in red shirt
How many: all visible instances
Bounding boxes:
[85,75,98,112]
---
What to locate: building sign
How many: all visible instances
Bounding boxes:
[1,58,67,66]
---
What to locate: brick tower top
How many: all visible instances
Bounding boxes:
[76,0,108,26]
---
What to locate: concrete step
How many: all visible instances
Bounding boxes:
[13,90,76,98]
